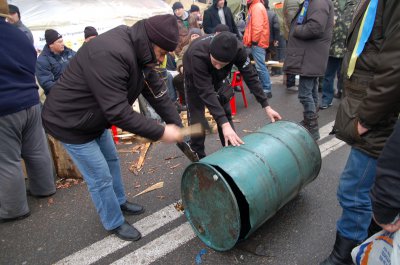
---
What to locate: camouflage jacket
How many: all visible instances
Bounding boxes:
[329,0,358,58]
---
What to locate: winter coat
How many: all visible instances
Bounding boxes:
[203,0,239,36]
[272,2,286,39]
[267,10,280,42]
[333,0,400,158]
[369,0,400,226]
[183,34,269,126]
[328,0,358,58]
[42,21,182,144]
[13,20,34,44]
[0,18,39,117]
[36,45,76,95]
[243,0,270,49]
[283,0,303,39]
[283,0,334,76]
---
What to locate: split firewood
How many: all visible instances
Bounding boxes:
[133,182,164,197]
[129,142,151,174]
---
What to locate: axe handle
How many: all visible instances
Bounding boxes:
[136,123,204,143]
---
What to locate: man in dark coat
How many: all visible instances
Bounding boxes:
[365,1,400,234]
[203,0,239,36]
[7,4,33,44]
[36,29,76,95]
[283,0,334,140]
[183,32,281,158]
[42,14,184,241]
[321,1,400,264]
[0,1,55,222]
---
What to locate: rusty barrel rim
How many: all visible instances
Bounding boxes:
[181,162,241,251]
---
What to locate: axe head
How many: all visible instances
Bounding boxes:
[176,142,200,162]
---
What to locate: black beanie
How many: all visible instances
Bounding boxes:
[172,2,184,11]
[84,26,98,39]
[144,14,179,52]
[189,4,200,13]
[214,24,230,33]
[210,32,238,63]
[45,29,62,45]
[8,4,20,19]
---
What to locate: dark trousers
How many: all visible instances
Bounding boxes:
[321,57,343,105]
[186,89,234,158]
[287,74,296,88]
[172,73,186,104]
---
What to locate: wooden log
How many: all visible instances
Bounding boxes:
[47,135,83,179]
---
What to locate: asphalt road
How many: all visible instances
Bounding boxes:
[0,76,350,265]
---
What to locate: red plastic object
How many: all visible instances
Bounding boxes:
[231,71,248,108]
[111,125,119,144]
[230,95,237,116]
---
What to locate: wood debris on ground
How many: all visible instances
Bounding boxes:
[170,163,181,169]
[164,155,183,160]
[56,178,84,189]
[133,182,164,197]
[174,200,184,212]
[129,142,151,175]
[242,129,254,133]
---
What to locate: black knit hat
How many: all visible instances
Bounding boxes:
[189,4,200,13]
[144,14,179,52]
[84,26,98,39]
[214,24,230,33]
[45,29,62,45]
[210,32,238,63]
[172,2,184,11]
[8,4,20,19]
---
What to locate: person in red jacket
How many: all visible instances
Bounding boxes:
[243,0,272,98]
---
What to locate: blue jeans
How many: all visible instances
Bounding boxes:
[298,76,318,115]
[321,57,342,105]
[337,147,377,241]
[62,130,126,230]
[251,45,271,92]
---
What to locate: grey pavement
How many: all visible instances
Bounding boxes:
[0,76,349,265]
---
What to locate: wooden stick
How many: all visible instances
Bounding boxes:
[133,182,164,197]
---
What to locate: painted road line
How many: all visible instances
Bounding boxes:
[111,223,196,265]
[55,204,183,265]
[320,137,347,158]
[319,121,335,140]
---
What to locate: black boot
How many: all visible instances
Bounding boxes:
[320,232,361,265]
[300,112,320,141]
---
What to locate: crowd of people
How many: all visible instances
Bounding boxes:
[0,0,399,264]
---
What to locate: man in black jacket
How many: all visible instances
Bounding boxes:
[203,0,239,36]
[42,14,184,241]
[184,32,281,158]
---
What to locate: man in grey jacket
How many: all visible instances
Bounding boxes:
[283,0,334,140]
[7,4,33,44]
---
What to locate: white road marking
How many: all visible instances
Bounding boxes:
[111,223,196,265]
[54,204,183,265]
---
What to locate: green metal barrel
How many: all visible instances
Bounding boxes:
[181,121,321,251]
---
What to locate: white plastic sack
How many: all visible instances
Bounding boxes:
[352,230,400,265]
